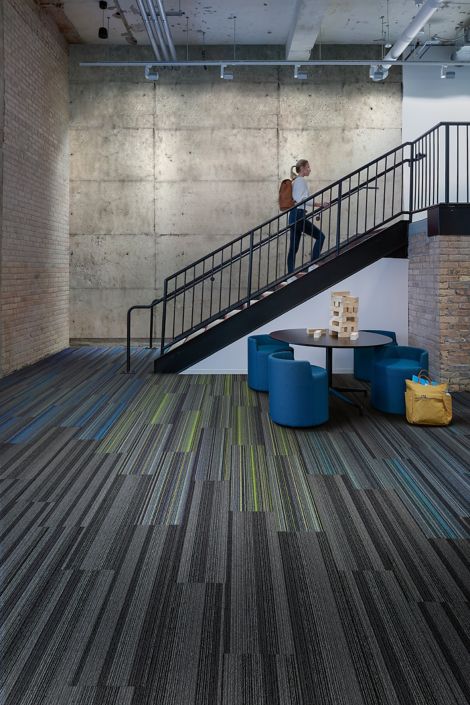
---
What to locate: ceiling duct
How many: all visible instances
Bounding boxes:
[136,0,162,60]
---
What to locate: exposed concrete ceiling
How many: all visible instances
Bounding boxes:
[286,0,329,60]
[58,0,470,49]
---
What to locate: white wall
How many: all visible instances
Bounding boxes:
[185,258,408,374]
[402,46,470,140]
[403,46,470,218]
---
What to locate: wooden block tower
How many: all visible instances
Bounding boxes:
[329,291,359,338]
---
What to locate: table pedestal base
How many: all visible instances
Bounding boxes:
[326,348,367,413]
[329,387,366,413]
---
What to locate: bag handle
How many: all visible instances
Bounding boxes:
[417,369,451,389]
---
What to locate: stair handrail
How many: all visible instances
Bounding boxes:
[126,296,164,372]
[157,143,412,350]
[161,154,413,300]
[165,142,415,284]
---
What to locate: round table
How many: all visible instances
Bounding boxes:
[270,329,393,410]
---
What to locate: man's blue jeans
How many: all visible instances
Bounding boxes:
[287,208,325,274]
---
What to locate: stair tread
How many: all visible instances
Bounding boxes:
[185,328,204,341]
[205,318,224,330]
[224,309,242,319]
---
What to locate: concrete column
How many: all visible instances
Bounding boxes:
[408,206,470,391]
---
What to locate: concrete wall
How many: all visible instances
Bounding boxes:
[69,45,402,341]
[0,0,69,377]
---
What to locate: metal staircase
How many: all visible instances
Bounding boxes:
[126,122,470,373]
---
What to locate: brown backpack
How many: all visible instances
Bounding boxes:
[279,179,295,211]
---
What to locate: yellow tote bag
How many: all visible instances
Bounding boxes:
[405,372,452,426]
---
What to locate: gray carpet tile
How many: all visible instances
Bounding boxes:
[0,346,469,705]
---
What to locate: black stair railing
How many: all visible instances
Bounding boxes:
[126,122,470,372]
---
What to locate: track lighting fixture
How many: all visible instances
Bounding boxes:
[369,64,389,81]
[220,65,233,80]
[98,0,108,40]
[145,65,159,81]
[440,64,455,79]
[294,64,307,80]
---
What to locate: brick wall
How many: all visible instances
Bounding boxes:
[438,236,470,390]
[0,0,4,371]
[0,0,69,377]
[409,225,470,391]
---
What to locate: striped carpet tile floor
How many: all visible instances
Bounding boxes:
[0,345,469,705]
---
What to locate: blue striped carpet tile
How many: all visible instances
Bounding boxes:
[7,405,63,445]
[381,458,469,539]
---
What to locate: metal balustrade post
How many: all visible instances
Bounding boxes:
[148,307,154,349]
[335,183,342,254]
[445,124,450,203]
[409,141,414,213]
[160,281,168,355]
[247,230,254,301]
[126,308,132,372]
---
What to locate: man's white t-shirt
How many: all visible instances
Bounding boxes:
[292,176,311,211]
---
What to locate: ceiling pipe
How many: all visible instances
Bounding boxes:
[154,15,172,61]
[370,0,444,79]
[383,0,444,62]
[136,0,162,61]
[147,0,173,61]
[153,0,177,61]
[81,59,468,68]
[145,0,170,61]
[369,0,444,81]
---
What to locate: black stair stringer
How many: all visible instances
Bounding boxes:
[153,220,409,373]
